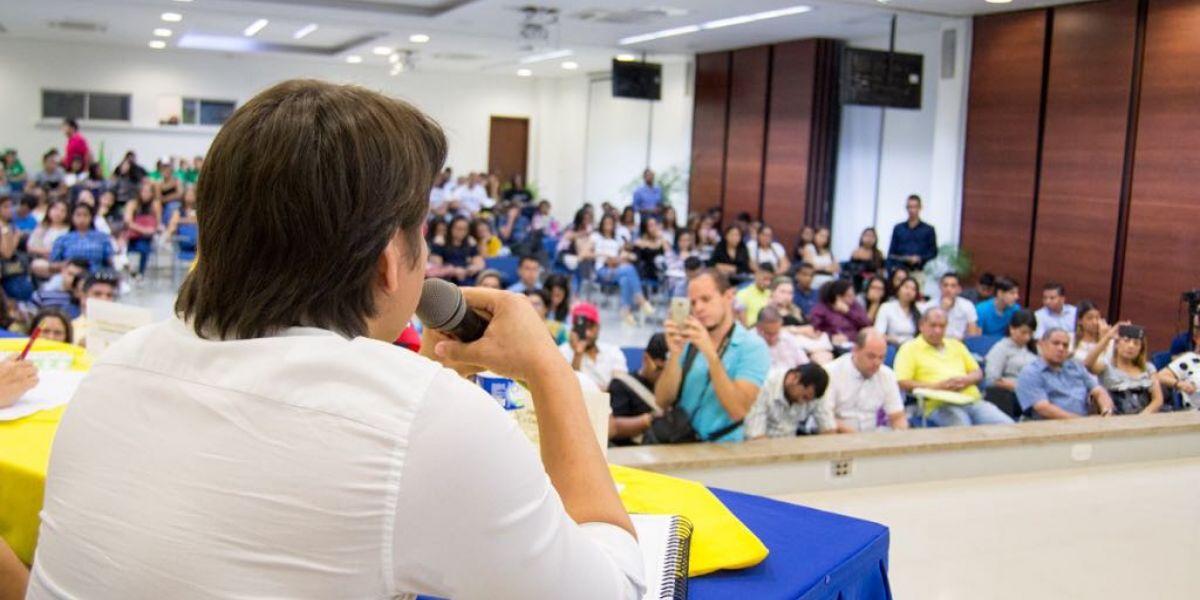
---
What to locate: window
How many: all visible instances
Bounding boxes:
[182,97,236,126]
[42,90,131,121]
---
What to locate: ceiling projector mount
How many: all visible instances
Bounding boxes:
[517,5,560,51]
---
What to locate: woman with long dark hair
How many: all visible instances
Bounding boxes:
[429,215,485,284]
[124,179,163,279]
[874,277,922,346]
[746,225,789,273]
[802,226,839,288]
[49,202,113,273]
[986,309,1039,391]
[847,227,885,288]
[543,273,572,324]
[593,214,652,324]
[709,224,751,281]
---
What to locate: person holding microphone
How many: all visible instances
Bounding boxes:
[29,80,643,599]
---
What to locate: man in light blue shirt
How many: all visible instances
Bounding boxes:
[631,168,662,216]
[1017,328,1114,419]
[1033,282,1076,340]
[656,269,770,442]
[976,276,1021,336]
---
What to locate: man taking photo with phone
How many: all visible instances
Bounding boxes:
[560,302,628,393]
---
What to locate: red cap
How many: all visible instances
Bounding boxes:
[570,302,600,324]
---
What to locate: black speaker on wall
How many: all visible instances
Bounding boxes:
[612,60,662,100]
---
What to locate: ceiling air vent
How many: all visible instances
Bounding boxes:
[432,52,485,61]
[47,20,108,34]
[572,6,689,25]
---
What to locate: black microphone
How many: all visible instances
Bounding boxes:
[415,279,489,342]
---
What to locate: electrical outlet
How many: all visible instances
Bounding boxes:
[830,459,853,478]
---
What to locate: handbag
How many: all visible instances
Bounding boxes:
[645,328,742,444]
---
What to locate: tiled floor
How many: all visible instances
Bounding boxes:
[779,457,1200,600]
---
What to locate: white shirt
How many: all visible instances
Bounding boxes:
[560,341,627,391]
[919,296,978,340]
[455,184,489,215]
[746,241,786,270]
[874,300,918,344]
[1034,304,1077,340]
[591,233,624,263]
[30,318,644,600]
[824,353,904,432]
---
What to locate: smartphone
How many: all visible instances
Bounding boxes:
[572,314,590,340]
[1117,324,1144,339]
[670,297,690,326]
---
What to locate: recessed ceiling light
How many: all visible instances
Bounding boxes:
[391,64,404,76]
[243,19,268,37]
[616,54,637,62]
[517,69,532,77]
[153,28,172,38]
[619,5,812,45]
[985,0,1012,3]
[561,61,578,70]
[388,53,399,63]
[173,0,193,3]
[346,55,362,64]
[373,46,394,56]
[293,24,318,40]
[148,40,167,49]
[161,12,183,23]
[409,34,430,44]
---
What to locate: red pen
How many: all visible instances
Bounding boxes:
[17,327,41,361]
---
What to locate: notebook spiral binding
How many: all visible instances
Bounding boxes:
[659,516,694,600]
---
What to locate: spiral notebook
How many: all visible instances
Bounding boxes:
[632,514,694,600]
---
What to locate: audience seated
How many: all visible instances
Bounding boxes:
[961,271,995,304]
[984,309,1039,417]
[826,329,909,432]
[874,276,922,346]
[709,224,752,283]
[1072,300,1111,365]
[659,206,680,247]
[474,269,503,290]
[846,227,885,290]
[923,272,979,340]
[471,219,502,258]
[429,216,484,284]
[1168,313,1199,358]
[791,262,819,316]
[495,203,530,248]
[1157,348,1200,408]
[49,203,112,274]
[766,277,834,364]
[746,225,789,273]
[28,198,71,278]
[607,333,667,445]
[616,207,638,244]
[1017,328,1114,419]
[801,226,838,289]
[27,150,66,195]
[507,255,542,293]
[13,194,38,233]
[123,180,162,280]
[895,307,1014,427]
[975,276,1021,336]
[593,214,653,324]
[631,217,670,282]
[665,231,699,297]
[655,269,769,442]
[3,149,27,193]
[560,302,627,392]
[736,263,776,327]
[543,273,572,325]
[1082,323,1162,415]
[26,258,88,319]
[744,364,831,438]
[72,270,118,346]
[755,306,810,371]
[887,194,937,270]
[30,307,74,344]
[809,279,872,348]
[1034,282,1076,340]
[861,276,887,323]
[524,288,567,345]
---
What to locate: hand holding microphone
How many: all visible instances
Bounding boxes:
[417,279,563,382]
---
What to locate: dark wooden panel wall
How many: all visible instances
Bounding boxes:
[722,47,771,228]
[1029,0,1137,312]
[687,39,842,252]
[688,52,731,215]
[961,0,1200,345]
[1120,0,1200,344]
[959,10,1048,296]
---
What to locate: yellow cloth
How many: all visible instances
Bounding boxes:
[892,335,981,414]
[0,339,90,565]
[735,285,772,326]
[610,464,768,576]
[480,236,503,258]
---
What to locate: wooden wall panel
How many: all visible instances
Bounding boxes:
[721,46,771,228]
[688,52,731,215]
[761,40,816,253]
[1120,0,1200,345]
[959,10,1047,292]
[1029,0,1136,311]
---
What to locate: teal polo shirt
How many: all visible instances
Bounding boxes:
[976,299,1020,336]
[677,324,770,442]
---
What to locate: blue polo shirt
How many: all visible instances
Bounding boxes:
[677,323,770,442]
[1016,358,1100,417]
[632,185,662,213]
[976,299,1020,336]
[793,287,818,317]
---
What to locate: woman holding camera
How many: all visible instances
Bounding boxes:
[1084,323,1163,415]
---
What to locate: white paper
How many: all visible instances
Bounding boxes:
[0,371,86,421]
[631,514,679,600]
[86,299,153,357]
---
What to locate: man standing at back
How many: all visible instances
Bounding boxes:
[1034,282,1076,340]
[62,118,91,173]
[656,269,770,442]
[631,168,661,218]
[887,194,937,271]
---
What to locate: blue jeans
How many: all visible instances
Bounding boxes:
[598,263,644,310]
[929,400,1014,427]
[129,238,153,275]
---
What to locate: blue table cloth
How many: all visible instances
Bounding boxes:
[694,488,892,600]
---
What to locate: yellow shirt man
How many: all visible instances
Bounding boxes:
[735,284,772,327]
[893,335,981,413]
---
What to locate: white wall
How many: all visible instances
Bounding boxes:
[0,37,692,225]
[831,19,971,260]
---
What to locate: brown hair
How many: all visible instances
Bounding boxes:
[176,79,447,339]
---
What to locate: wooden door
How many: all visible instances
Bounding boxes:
[487,116,529,183]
